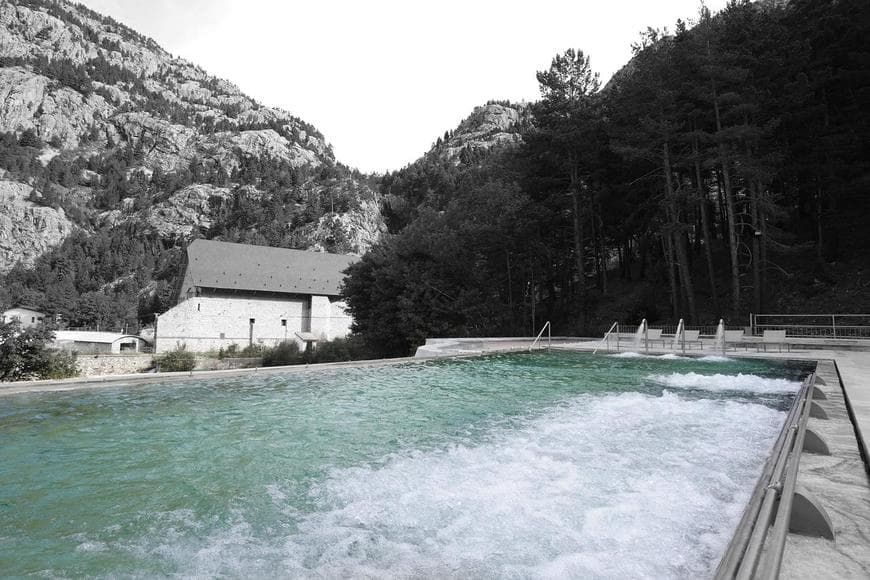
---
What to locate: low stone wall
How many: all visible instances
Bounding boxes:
[76,355,263,377]
[76,354,154,377]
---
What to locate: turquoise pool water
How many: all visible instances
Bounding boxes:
[0,352,808,578]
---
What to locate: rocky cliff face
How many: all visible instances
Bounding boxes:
[0,1,331,163]
[0,178,75,272]
[0,0,384,294]
[429,102,530,164]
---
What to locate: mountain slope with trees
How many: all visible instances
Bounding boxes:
[0,0,385,329]
[344,0,870,356]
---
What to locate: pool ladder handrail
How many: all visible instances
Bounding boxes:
[592,321,619,354]
[529,321,551,352]
[713,372,825,579]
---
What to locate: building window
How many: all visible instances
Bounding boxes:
[281,319,287,327]
[31,317,35,323]
[219,332,225,339]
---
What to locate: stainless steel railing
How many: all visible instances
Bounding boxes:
[714,373,816,579]
[529,321,551,352]
[751,314,870,339]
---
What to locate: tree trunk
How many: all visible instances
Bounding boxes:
[664,142,697,322]
[597,199,607,295]
[570,163,586,329]
[707,63,742,318]
[749,180,763,313]
[693,139,719,313]
[662,234,679,318]
[712,97,740,317]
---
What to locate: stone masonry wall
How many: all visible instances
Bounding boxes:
[76,354,154,377]
[156,295,353,353]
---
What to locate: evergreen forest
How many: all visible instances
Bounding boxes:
[342,0,870,356]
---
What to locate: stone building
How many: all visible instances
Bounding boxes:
[155,239,357,353]
[2,305,45,328]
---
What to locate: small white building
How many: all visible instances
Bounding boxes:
[53,331,151,354]
[2,306,45,328]
[155,239,357,353]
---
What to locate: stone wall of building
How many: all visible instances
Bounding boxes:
[329,299,353,339]
[156,295,353,353]
[75,354,154,377]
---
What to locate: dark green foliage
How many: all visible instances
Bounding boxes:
[344,0,870,355]
[260,337,375,367]
[345,173,541,356]
[154,347,196,372]
[0,321,78,381]
[261,341,302,366]
[307,335,374,363]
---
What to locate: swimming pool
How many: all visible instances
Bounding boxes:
[0,352,809,577]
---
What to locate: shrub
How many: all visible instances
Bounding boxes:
[155,346,196,372]
[41,350,79,380]
[259,336,375,368]
[0,321,79,381]
[307,335,373,364]
[239,343,266,357]
[262,341,302,367]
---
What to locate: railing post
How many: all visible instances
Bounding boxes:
[750,312,754,336]
[645,323,649,354]
[832,315,837,339]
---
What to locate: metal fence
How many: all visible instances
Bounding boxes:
[610,323,743,338]
[750,314,870,339]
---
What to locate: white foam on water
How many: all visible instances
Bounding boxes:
[75,541,107,552]
[648,372,800,395]
[610,352,690,360]
[609,351,645,358]
[698,355,734,363]
[150,391,788,578]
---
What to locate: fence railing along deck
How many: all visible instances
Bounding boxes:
[611,315,870,340]
[750,314,870,339]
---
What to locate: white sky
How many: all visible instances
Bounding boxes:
[78,0,728,174]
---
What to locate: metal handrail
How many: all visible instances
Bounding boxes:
[592,321,619,354]
[758,377,815,578]
[754,313,870,318]
[714,373,816,580]
[529,321,551,352]
[751,313,870,339]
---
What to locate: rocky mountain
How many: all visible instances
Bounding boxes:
[426,101,530,164]
[378,100,530,233]
[0,0,385,327]
[0,176,74,270]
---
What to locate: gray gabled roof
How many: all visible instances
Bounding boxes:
[184,239,357,297]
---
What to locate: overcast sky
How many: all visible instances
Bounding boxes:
[78,0,727,174]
